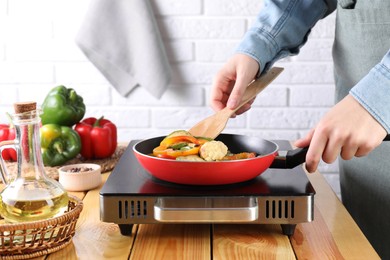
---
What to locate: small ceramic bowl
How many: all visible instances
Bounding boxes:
[58,163,102,192]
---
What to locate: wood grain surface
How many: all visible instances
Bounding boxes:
[291,206,345,259]
[130,224,210,260]
[71,173,135,260]
[213,224,295,260]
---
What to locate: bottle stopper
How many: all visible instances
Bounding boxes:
[14,102,37,114]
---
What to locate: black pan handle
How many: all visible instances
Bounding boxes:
[269,147,308,169]
[270,134,390,169]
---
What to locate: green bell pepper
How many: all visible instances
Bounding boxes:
[40,124,82,166]
[40,85,86,126]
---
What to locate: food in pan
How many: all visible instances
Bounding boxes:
[199,141,228,161]
[176,155,205,161]
[152,130,256,161]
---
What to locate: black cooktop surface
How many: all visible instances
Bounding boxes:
[100,140,315,197]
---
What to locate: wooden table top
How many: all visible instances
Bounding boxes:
[16,167,376,260]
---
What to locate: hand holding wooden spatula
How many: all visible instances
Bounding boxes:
[188,67,284,139]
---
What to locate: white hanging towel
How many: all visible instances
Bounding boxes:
[76,0,172,99]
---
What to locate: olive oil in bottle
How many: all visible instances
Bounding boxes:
[0,178,68,222]
[0,102,69,222]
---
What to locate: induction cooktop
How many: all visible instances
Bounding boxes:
[100,140,315,236]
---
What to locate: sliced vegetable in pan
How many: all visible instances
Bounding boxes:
[152,130,256,161]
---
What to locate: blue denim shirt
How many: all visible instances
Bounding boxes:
[236,0,390,133]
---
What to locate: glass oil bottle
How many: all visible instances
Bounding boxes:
[0,102,68,222]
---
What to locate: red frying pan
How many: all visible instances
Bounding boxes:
[133,133,308,185]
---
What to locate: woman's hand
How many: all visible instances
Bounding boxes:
[294,94,387,173]
[211,54,260,115]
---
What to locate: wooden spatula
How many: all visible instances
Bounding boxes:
[188,67,284,139]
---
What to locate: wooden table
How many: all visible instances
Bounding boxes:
[23,168,378,260]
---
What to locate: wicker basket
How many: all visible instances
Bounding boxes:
[0,195,83,259]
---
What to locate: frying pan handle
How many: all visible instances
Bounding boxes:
[269,147,308,169]
[270,134,390,169]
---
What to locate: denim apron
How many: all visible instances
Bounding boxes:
[333,1,390,258]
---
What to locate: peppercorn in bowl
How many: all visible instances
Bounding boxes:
[58,163,102,191]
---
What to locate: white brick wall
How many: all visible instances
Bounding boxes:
[0,0,340,196]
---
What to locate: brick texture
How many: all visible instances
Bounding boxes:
[0,0,341,196]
